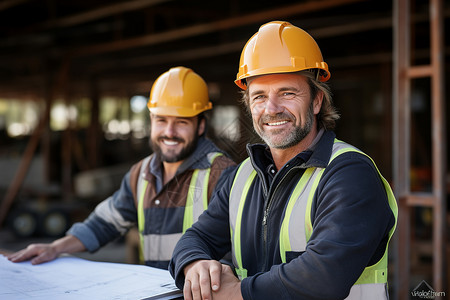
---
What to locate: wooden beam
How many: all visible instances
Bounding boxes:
[407,65,433,78]
[405,194,437,207]
[393,0,447,297]
[41,0,174,29]
[0,0,29,11]
[0,111,48,227]
[393,0,411,298]
[69,0,364,57]
[430,0,446,293]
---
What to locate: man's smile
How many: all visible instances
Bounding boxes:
[162,139,179,146]
[265,120,289,126]
[158,137,184,147]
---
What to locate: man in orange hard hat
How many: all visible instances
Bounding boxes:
[8,66,235,270]
[169,21,397,300]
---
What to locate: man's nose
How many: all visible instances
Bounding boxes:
[163,122,176,137]
[265,96,283,115]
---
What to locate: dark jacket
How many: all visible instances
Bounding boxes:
[68,136,235,269]
[169,131,395,299]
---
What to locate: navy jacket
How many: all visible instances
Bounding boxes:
[68,137,235,269]
[169,131,395,299]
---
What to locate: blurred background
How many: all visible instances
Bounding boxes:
[0,0,448,299]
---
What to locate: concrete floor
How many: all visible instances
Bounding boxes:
[0,227,127,263]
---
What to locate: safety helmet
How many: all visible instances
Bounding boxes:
[148,66,212,117]
[235,21,330,90]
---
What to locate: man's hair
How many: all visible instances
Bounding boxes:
[240,70,340,130]
[197,112,208,137]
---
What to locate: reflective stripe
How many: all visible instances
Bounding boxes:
[229,158,255,279]
[282,139,397,294]
[346,283,388,300]
[184,152,223,232]
[229,139,398,297]
[137,156,152,263]
[137,180,148,263]
[279,167,316,263]
[94,196,135,235]
[136,152,223,262]
[184,169,199,233]
[202,167,210,209]
[142,232,183,261]
[350,144,398,288]
[304,140,353,242]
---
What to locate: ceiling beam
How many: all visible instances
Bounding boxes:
[41,0,174,29]
[82,14,393,73]
[0,0,29,12]
[69,0,364,57]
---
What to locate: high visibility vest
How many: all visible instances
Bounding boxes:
[136,152,223,263]
[229,139,398,299]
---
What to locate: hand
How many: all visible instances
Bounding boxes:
[183,259,222,300]
[183,260,243,300]
[7,243,59,265]
[6,235,85,265]
[211,264,242,300]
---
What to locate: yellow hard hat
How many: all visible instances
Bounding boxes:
[148,66,212,117]
[235,21,330,90]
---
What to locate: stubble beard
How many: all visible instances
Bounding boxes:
[149,133,199,163]
[255,102,315,149]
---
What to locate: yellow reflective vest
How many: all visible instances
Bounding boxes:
[136,152,223,263]
[229,139,398,299]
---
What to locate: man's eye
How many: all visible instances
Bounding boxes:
[252,95,264,102]
[282,92,296,99]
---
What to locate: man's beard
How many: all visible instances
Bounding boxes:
[255,101,314,149]
[150,133,199,163]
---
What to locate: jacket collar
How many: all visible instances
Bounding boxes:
[246,130,336,171]
[176,136,224,173]
[301,130,335,168]
[148,136,223,178]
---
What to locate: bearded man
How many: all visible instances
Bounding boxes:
[8,67,235,270]
[169,22,397,300]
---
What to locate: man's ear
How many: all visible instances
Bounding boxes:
[198,118,206,136]
[313,91,324,115]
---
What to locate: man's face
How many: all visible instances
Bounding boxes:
[150,114,204,162]
[248,73,321,149]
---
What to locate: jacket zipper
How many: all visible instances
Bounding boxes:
[261,166,301,272]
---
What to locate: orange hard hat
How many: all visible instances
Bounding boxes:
[235,21,330,90]
[148,66,212,117]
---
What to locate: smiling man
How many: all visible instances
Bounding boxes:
[169,22,398,300]
[7,66,235,270]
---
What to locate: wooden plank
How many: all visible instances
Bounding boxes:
[41,0,173,29]
[394,0,447,297]
[430,0,446,293]
[70,0,365,57]
[393,0,411,298]
[406,194,436,207]
[0,0,29,11]
[407,65,433,78]
[0,113,48,227]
